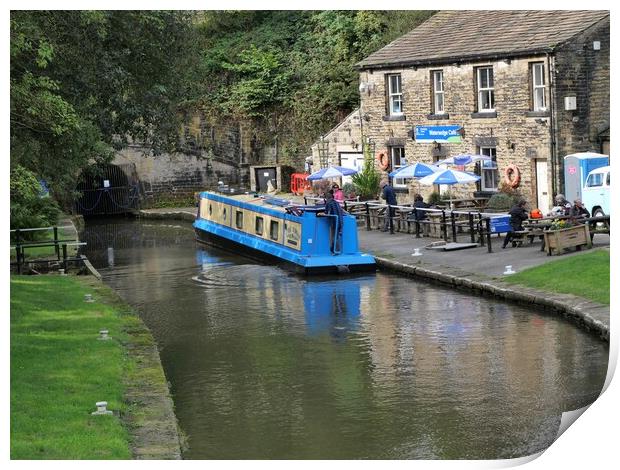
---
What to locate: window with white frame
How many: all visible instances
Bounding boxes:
[387,74,403,115]
[432,70,445,114]
[476,67,495,112]
[390,147,408,188]
[532,62,547,111]
[479,147,499,191]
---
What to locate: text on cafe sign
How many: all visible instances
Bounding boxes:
[414,125,463,143]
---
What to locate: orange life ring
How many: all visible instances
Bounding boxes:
[376,150,390,170]
[504,164,521,188]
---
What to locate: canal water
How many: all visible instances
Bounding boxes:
[81,218,608,460]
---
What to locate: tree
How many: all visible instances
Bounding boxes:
[10,11,193,198]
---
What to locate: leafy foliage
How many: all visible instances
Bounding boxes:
[10,165,60,231]
[10,11,193,197]
[487,182,526,210]
[352,150,381,200]
[188,11,436,164]
[427,191,442,205]
[486,193,514,210]
[10,10,435,206]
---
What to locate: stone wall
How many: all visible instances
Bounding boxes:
[113,111,282,205]
[310,109,364,168]
[552,16,610,193]
[113,145,238,206]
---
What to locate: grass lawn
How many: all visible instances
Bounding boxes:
[503,249,610,304]
[10,275,132,459]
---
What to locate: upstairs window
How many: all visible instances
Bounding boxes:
[431,70,445,114]
[390,146,408,188]
[531,62,547,111]
[476,67,495,112]
[479,147,498,191]
[387,74,403,115]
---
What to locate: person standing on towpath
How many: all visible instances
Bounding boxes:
[380,180,397,232]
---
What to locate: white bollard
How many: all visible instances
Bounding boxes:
[98,329,110,341]
[84,294,94,303]
[59,269,66,276]
[91,401,113,416]
[503,265,516,275]
[411,248,423,257]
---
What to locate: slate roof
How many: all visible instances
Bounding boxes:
[357,10,609,70]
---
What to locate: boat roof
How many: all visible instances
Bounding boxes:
[202,191,310,214]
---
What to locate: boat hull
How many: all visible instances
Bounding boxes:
[194,226,376,275]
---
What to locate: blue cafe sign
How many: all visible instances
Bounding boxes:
[414,125,463,143]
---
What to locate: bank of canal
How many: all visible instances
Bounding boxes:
[80,216,609,459]
[10,274,182,459]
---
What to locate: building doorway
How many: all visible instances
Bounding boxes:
[339,152,364,185]
[255,167,277,192]
[535,159,550,215]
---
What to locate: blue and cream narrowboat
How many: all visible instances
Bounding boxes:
[193,192,375,275]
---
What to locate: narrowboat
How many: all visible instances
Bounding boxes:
[193,192,376,275]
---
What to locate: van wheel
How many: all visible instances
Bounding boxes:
[593,209,609,230]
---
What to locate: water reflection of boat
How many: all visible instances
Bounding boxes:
[302,278,374,336]
[193,192,375,275]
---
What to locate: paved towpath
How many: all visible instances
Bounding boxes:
[138,206,610,340]
[357,226,610,278]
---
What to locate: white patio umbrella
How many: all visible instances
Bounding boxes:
[388,162,441,179]
[418,168,481,209]
[435,154,492,166]
[306,165,359,180]
[389,162,441,194]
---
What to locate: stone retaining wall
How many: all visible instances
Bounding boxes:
[375,257,609,342]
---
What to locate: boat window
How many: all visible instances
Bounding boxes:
[222,207,227,220]
[606,172,610,186]
[209,204,212,216]
[270,220,279,240]
[255,216,264,235]
[236,211,243,229]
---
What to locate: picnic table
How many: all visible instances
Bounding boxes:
[440,197,489,209]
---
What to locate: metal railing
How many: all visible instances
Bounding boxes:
[10,226,87,274]
[307,199,499,253]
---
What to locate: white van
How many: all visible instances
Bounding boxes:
[582,165,610,218]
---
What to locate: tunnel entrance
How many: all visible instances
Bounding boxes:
[74,163,141,216]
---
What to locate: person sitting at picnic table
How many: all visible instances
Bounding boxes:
[410,194,429,221]
[380,180,397,232]
[502,199,529,249]
[570,198,590,219]
[548,193,572,216]
[318,190,344,254]
[331,183,345,202]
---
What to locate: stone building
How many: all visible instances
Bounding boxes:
[317,10,610,211]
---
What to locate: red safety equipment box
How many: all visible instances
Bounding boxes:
[290,173,312,196]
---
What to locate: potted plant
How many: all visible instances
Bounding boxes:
[544,218,591,255]
[352,154,380,201]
